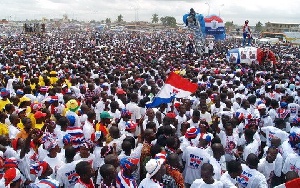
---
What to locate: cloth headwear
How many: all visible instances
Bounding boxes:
[0,88,9,97]
[38,161,49,176]
[145,159,164,178]
[66,99,79,112]
[42,136,58,151]
[166,112,176,119]
[185,127,199,139]
[121,109,132,117]
[66,115,76,126]
[31,102,43,111]
[4,168,21,186]
[62,134,72,145]
[4,158,19,169]
[120,157,139,170]
[154,152,167,161]
[125,120,138,130]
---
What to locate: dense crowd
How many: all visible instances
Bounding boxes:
[0,25,299,188]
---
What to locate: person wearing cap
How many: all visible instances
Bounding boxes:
[3,167,22,188]
[28,102,43,129]
[116,157,139,188]
[139,158,166,188]
[34,111,47,130]
[31,161,60,188]
[115,88,127,109]
[182,133,210,186]
[95,111,113,137]
[0,88,11,112]
[37,86,49,103]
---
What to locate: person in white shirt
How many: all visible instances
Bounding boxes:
[126,93,141,136]
[199,105,212,125]
[237,154,268,188]
[242,129,260,161]
[175,104,188,136]
[56,146,80,188]
[73,143,95,169]
[139,158,165,188]
[187,110,200,128]
[221,160,243,188]
[258,147,282,187]
[190,163,223,188]
[182,138,211,185]
[82,111,96,141]
[209,143,226,180]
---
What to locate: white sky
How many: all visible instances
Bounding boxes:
[0,0,299,25]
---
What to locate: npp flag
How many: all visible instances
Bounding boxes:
[147,72,198,108]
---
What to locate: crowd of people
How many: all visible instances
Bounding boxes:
[0,23,299,188]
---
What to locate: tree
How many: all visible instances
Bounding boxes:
[105,18,111,24]
[255,21,263,32]
[225,21,234,28]
[152,13,159,23]
[160,16,177,27]
[117,14,123,23]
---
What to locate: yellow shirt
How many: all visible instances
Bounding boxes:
[0,99,11,112]
[50,77,58,85]
[28,113,36,128]
[0,123,9,136]
[30,83,36,90]
[35,123,44,130]
[17,121,24,130]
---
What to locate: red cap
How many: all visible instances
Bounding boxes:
[34,111,47,119]
[116,88,126,95]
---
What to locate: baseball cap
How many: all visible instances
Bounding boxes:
[257,104,266,110]
[116,88,126,95]
[0,88,9,97]
[100,111,113,119]
[34,111,47,119]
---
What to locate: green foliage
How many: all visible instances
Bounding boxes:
[160,16,177,27]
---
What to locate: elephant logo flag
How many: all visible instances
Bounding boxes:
[147,72,198,108]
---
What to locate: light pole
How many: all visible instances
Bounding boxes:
[219,4,224,17]
[205,2,210,16]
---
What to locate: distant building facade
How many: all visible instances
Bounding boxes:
[265,22,300,32]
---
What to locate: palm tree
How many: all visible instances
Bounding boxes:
[152,13,159,23]
[117,14,123,23]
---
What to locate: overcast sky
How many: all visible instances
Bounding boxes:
[0,0,299,25]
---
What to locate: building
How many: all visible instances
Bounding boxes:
[265,22,300,32]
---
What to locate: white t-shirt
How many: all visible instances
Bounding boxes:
[282,153,300,176]
[33,178,60,188]
[82,121,95,140]
[190,178,223,188]
[43,156,65,177]
[56,161,80,188]
[138,178,162,188]
[220,172,238,188]
[243,140,260,161]
[209,155,226,180]
[261,126,289,147]
[237,164,268,188]
[182,146,210,184]
[258,158,277,184]
[73,153,95,169]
